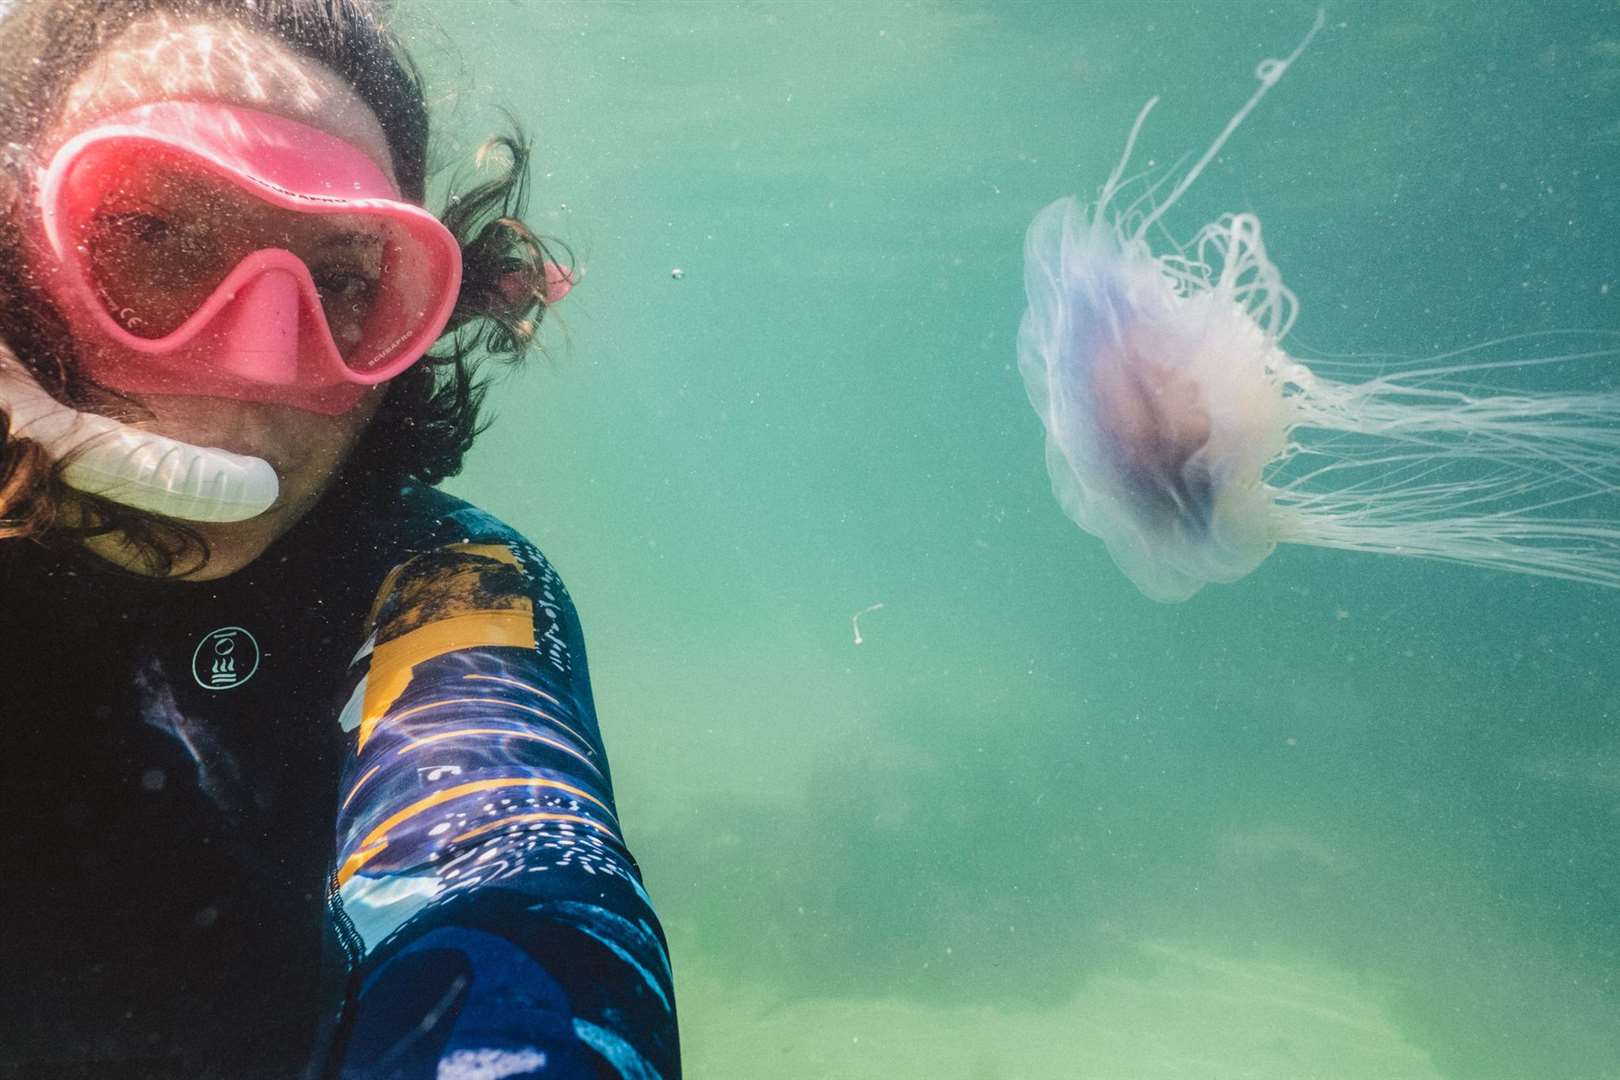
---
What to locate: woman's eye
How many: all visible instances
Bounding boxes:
[91,211,173,244]
[87,210,223,271]
[313,268,379,304]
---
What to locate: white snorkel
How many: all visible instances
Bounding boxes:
[0,356,279,523]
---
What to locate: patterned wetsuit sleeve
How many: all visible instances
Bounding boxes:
[319,538,679,1080]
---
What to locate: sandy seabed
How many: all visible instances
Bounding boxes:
[679,936,1443,1080]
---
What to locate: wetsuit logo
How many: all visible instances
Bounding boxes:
[191,626,262,690]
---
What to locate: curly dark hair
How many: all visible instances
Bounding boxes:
[0,0,568,573]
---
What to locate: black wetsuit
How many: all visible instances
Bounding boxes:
[0,479,679,1080]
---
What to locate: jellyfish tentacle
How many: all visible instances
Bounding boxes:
[1267,353,1620,588]
[1133,10,1325,242]
[1099,96,1161,215]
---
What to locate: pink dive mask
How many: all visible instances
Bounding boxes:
[34,101,464,415]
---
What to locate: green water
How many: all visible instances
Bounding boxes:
[411,2,1618,1076]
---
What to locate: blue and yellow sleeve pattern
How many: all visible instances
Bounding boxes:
[322,524,679,1080]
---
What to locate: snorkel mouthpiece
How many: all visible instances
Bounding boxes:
[0,358,279,523]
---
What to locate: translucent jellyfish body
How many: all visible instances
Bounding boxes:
[1018,14,1620,601]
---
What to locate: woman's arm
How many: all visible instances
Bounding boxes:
[318,532,679,1080]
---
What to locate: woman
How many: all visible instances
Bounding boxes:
[0,2,680,1078]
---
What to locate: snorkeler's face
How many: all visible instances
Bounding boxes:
[32,14,409,579]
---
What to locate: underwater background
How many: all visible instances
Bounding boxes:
[411,2,1618,1077]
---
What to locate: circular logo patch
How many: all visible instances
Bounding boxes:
[192,626,261,690]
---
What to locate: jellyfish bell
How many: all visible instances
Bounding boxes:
[1019,12,1620,601]
[1021,200,1293,601]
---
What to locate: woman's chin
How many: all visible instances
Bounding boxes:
[181,523,280,579]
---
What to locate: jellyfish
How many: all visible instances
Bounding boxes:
[1018,12,1620,601]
